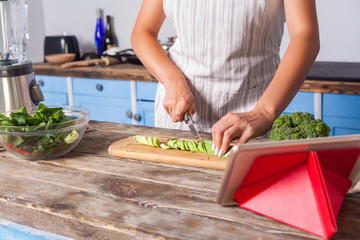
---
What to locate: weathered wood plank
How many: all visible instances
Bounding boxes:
[301,80,360,95]
[33,63,157,82]
[1,151,360,239]
[0,167,319,240]
[0,151,223,193]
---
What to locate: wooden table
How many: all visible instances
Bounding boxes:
[0,121,359,239]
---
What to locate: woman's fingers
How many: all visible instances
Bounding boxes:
[218,125,243,157]
[212,111,267,157]
[212,113,243,156]
[188,101,196,117]
[219,117,250,156]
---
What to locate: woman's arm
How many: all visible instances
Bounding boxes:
[212,0,320,157]
[131,0,195,121]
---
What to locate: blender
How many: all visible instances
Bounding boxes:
[0,0,44,114]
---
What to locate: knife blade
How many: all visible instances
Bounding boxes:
[184,112,203,141]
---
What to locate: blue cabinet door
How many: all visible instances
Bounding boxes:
[283,91,314,116]
[135,81,157,127]
[136,81,157,101]
[72,78,131,99]
[72,78,132,124]
[35,75,68,106]
[136,101,155,127]
[322,93,360,136]
[322,116,360,136]
[74,95,132,123]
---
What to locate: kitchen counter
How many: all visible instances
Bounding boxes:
[33,62,156,82]
[33,61,360,95]
[0,121,360,239]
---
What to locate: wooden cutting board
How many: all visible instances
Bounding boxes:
[108,136,228,170]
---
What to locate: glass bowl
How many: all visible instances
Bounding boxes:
[0,105,89,160]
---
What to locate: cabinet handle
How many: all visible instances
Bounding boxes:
[133,114,141,122]
[96,84,103,91]
[126,111,132,118]
[38,80,44,86]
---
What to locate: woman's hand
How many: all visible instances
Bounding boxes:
[163,80,195,122]
[211,107,275,157]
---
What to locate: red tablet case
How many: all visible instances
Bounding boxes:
[233,148,359,239]
[216,135,360,239]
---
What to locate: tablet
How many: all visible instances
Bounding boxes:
[216,134,360,206]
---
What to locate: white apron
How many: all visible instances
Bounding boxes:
[155,0,286,132]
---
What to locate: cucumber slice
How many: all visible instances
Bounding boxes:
[188,141,196,152]
[203,140,214,155]
[192,141,199,152]
[172,140,177,149]
[139,136,148,145]
[179,141,185,150]
[147,136,154,146]
[152,137,160,147]
[197,141,205,153]
[184,141,190,151]
[160,143,170,149]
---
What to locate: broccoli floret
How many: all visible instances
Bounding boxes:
[269,112,331,141]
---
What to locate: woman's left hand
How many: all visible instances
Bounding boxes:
[211,108,274,157]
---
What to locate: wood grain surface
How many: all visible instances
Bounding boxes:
[301,80,360,95]
[0,121,359,240]
[108,136,228,170]
[33,63,157,82]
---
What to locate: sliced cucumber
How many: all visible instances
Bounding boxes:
[135,135,161,147]
[135,135,230,158]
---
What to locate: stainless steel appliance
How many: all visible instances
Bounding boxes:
[0,0,43,113]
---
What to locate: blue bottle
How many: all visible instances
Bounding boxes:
[95,8,105,56]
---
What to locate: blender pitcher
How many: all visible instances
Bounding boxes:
[0,0,28,65]
[0,0,44,113]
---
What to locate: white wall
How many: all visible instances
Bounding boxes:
[27,0,45,62]
[27,0,175,62]
[280,0,360,62]
[28,0,360,63]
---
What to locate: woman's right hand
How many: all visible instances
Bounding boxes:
[163,80,195,122]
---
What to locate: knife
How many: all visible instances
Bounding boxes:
[184,112,203,141]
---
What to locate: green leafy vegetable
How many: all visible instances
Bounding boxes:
[0,103,79,158]
[64,130,79,144]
